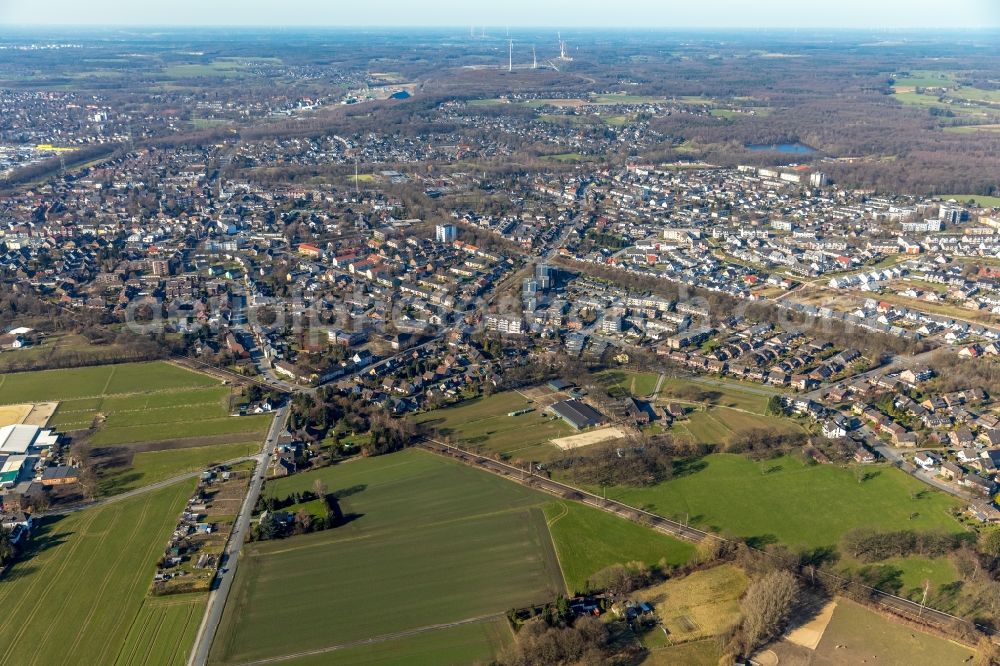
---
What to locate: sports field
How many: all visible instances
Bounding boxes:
[415,391,574,462]
[0,481,201,666]
[654,377,802,445]
[596,369,661,397]
[671,407,803,446]
[543,500,694,593]
[657,376,777,413]
[940,194,1000,208]
[585,454,963,550]
[210,449,565,665]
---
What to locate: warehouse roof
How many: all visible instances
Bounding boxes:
[549,399,605,430]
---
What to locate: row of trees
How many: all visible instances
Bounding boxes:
[495,615,614,666]
[552,428,807,489]
[553,439,675,488]
[841,527,969,563]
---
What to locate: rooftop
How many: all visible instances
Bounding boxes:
[549,399,605,430]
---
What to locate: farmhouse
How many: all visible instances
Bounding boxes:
[548,399,606,430]
[0,333,26,350]
[40,466,80,486]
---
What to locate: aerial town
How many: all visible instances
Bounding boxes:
[0,11,999,666]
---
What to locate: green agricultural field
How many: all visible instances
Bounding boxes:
[0,481,200,666]
[0,332,124,372]
[892,71,956,88]
[893,90,999,117]
[0,361,217,404]
[591,93,668,104]
[2,362,270,496]
[117,595,206,666]
[415,391,573,462]
[190,118,231,129]
[164,60,248,78]
[601,113,633,126]
[211,449,566,665]
[100,441,258,495]
[851,555,959,600]
[653,376,802,445]
[273,619,512,666]
[579,454,963,550]
[543,501,693,593]
[466,97,508,107]
[6,363,269,447]
[950,87,1000,104]
[89,414,271,446]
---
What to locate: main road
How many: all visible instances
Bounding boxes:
[187,403,289,666]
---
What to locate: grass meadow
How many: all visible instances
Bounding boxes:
[543,500,693,593]
[579,453,963,550]
[415,391,573,462]
[637,564,747,644]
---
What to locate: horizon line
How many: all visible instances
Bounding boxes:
[3,24,1000,31]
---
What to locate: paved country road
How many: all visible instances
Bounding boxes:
[187,404,289,666]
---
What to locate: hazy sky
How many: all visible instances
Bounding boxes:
[1,0,998,29]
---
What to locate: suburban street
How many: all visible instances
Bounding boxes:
[187,403,289,666]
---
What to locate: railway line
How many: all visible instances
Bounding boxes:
[417,437,993,643]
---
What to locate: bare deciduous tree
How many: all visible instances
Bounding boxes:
[739,570,800,651]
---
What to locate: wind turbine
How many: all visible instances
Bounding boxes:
[558,31,572,61]
[508,40,513,72]
[532,45,537,69]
